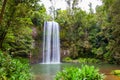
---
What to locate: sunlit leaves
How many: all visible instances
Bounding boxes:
[0,51,31,80]
[55,65,105,80]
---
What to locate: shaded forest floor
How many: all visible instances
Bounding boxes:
[100,67,120,80]
[105,75,120,80]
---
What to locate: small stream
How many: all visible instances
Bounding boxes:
[31,63,120,80]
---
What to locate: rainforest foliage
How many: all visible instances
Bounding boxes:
[0,50,31,80]
[55,0,120,64]
[0,0,49,57]
[55,65,105,80]
[0,0,48,79]
[0,0,120,79]
[0,0,120,64]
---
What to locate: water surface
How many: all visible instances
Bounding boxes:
[31,63,120,80]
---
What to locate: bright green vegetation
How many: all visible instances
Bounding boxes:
[62,57,72,62]
[62,57,100,64]
[0,0,48,79]
[55,65,105,80]
[0,51,32,80]
[78,58,100,64]
[112,70,120,76]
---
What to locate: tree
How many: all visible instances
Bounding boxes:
[0,0,45,57]
[108,0,120,64]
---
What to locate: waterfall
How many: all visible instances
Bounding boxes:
[43,21,60,64]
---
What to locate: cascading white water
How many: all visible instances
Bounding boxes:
[43,21,60,64]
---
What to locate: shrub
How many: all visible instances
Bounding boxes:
[78,58,100,64]
[55,65,105,80]
[62,57,72,62]
[0,50,32,80]
[111,70,120,76]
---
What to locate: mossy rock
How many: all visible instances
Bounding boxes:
[112,70,120,76]
[62,57,72,62]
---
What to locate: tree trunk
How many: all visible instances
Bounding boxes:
[0,0,7,23]
[0,2,16,49]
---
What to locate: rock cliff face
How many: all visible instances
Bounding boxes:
[30,27,43,64]
[32,27,38,39]
[60,49,71,61]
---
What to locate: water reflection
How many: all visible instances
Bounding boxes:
[32,63,62,80]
